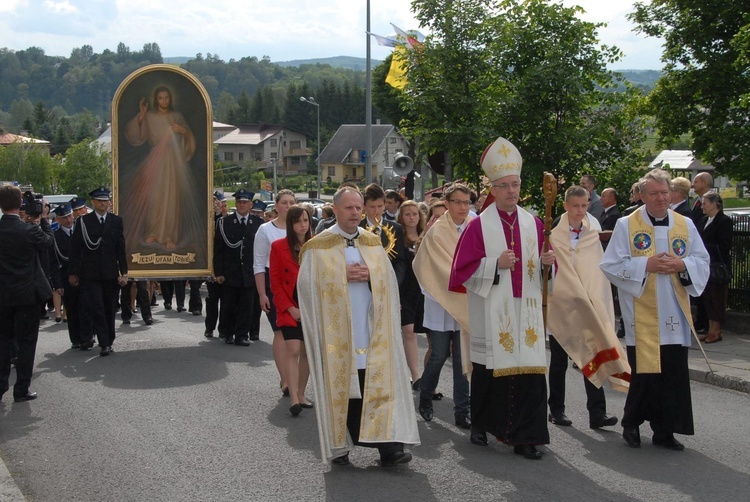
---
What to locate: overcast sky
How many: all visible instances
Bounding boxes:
[0,0,664,69]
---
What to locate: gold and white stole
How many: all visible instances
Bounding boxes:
[628,209,694,373]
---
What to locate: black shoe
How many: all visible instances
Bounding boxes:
[411,378,421,391]
[652,433,685,451]
[80,340,95,351]
[224,336,235,344]
[71,343,81,349]
[380,450,412,467]
[470,428,488,446]
[14,391,38,403]
[55,316,62,323]
[100,346,112,356]
[282,387,290,397]
[204,330,214,338]
[300,402,314,409]
[144,318,154,326]
[514,445,543,460]
[176,306,186,313]
[235,339,251,346]
[622,426,641,448]
[590,414,618,429]
[218,332,227,339]
[249,334,260,341]
[418,399,433,422]
[455,414,471,430]
[332,454,350,466]
[549,412,573,426]
[432,392,444,401]
[290,404,303,416]
[122,319,131,325]
[164,304,172,310]
[191,310,202,316]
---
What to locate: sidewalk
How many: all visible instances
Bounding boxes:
[685,327,750,394]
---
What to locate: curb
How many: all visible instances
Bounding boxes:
[688,368,750,394]
[0,455,25,502]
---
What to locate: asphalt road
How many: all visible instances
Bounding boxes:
[1,300,749,501]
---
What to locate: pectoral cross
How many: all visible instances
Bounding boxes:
[666,316,680,331]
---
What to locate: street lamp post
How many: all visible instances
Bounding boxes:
[300,96,321,196]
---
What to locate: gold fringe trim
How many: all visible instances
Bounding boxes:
[299,229,383,262]
[300,232,342,259]
[492,366,547,378]
[357,230,382,247]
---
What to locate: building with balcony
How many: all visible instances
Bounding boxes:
[319,124,409,184]
[213,123,308,175]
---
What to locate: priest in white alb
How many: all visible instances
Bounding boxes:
[298,186,420,467]
[600,168,709,451]
[449,136,555,460]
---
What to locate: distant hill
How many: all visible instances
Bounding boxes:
[273,57,661,89]
[276,56,382,71]
[163,56,192,64]
[617,69,662,92]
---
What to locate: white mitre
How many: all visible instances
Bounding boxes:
[480,136,522,181]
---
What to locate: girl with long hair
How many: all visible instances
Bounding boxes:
[254,189,296,395]
[269,205,313,415]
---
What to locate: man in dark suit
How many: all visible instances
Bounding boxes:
[670,177,693,217]
[689,172,713,333]
[52,204,84,348]
[599,188,622,231]
[359,183,407,286]
[690,172,713,222]
[213,188,263,346]
[0,186,55,402]
[69,187,128,356]
[205,192,228,338]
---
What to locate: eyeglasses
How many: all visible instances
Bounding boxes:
[448,199,471,206]
[492,182,521,190]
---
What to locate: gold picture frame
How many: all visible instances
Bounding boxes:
[112,64,213,278]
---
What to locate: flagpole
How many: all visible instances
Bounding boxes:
[365,0,373,184]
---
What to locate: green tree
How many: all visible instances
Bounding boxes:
[0,142,57,193]
[57,139,110,195]
[402,0,647,206]
[630,0,750,179]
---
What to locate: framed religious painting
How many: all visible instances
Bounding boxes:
[112,64,213,278]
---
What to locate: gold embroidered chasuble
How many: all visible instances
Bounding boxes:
[297,229,420,464]
[464,207,547,377]
[548,213,630,390]
[628,209,694,373]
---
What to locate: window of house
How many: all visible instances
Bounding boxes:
[255,152,263,161]
[328,166,336,176]
[224,152,234,161]
[290,140,301,150]
[270,152,278,159]
[270,139,277,147]
[389,137,397,144]
[290,157,300,166]
[238,152,244,161]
